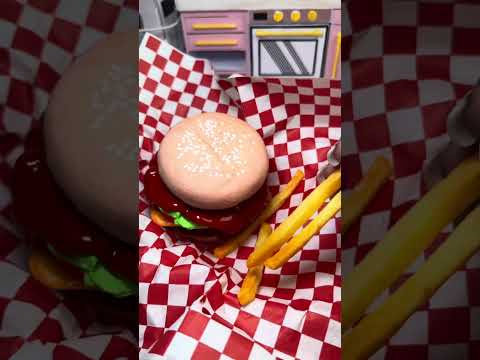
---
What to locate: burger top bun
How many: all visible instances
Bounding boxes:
[158,113,269,210]
[44,32,137,246]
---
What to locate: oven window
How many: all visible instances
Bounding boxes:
[258,40,318,77]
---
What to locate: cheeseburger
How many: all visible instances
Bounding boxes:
[145,112,270,243]
[11,32,137,324]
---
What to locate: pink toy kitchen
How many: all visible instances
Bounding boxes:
[140,0,341,78]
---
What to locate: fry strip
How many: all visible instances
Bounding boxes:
[342,156,392,234]
[237,223,272,306]
[343,157,480,332]
[265,191,341,270]
[343,205,480,360]
[247,170,341,268]
[150,208,176,227]
[214,170,304,259]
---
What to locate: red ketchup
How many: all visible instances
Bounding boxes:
[144,153,269,236]
[12,126,136,283]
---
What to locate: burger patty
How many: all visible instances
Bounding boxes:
[12,126,136,283]
[61,290,138,333]
[144,153,270,235]
[169,227,225,243]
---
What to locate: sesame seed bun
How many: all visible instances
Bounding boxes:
[157,113,269,210]
[43,31,137,246]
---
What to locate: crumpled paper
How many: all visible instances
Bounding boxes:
[138,33,341,360]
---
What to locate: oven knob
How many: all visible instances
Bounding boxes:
[307,10,318,22]
[290,10,301,23]
[273,10,284,23]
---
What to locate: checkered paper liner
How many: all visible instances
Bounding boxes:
[342,1,480,358]
[0,1,138,358]
[138,33,341,360]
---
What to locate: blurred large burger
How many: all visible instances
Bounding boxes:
[12,32,138,325]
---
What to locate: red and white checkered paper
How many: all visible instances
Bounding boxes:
[138,33,341,360]
[0,1,137,358]
[342,1,480,358]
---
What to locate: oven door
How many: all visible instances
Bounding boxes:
[251,26,328,77]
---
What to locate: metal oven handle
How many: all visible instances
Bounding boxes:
[254,29,324,38]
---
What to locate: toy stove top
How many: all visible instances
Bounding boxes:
[174,0,340,12]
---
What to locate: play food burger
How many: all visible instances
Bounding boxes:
[12,32,137,309]
[144,112,270,243]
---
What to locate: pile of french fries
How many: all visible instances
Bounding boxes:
[342,156,480,360]
[214,169,342,306]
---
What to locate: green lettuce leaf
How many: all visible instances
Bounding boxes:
[47,244,136,298]
[159,208,204,230]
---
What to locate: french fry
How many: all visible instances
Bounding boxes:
[237,223,272,306]
[247,170,341,268]
[150,208,176,227]
[342,156,392,234]
[214,170,304,259]
[343,157,480,332]
[29,249,85,290]
[265,191,341,270]
[343,205,480,360]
